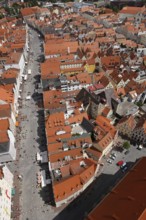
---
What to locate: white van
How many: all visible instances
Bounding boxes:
[28,69,31,75]
[24,75,28,81]
[26,95,31,100]
[137,145,143,150]
[18,175,23,181]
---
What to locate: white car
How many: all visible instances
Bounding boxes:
[110,155,116,160]
[26,95,31,100]
[28,69,31,75]
[112,152,117,157]
[107,159,112,164]
[121,162,127,169]
[24,75,28,81]
[137,145,143,150]
[18,175,23,180]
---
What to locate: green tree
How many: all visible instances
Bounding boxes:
[0,13,4,19]
[123,141,130,149]
[136,101,143,107]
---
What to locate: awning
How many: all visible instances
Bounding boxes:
[11,188,15,196]
[37,152,41,161]
[15,121,19,127]
[41,170,46,188]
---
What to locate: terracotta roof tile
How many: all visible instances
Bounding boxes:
[0,131,9,143]
[0,88,14,104]
[120,6,145,15]
[49,148,82,163]
[0,104,11,118]
[0,119,9,131]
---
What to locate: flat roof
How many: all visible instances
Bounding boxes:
[86,157,146,220]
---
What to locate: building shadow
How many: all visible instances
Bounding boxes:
[38,184,55,206]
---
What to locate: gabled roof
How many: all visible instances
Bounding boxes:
[120,6,145,15]
[101,106,111,117]
[46,112,65,129]
[21,6,40,17]
[53,158,96,202]
[5,52,21,65]
[0,88,14,104]
[0,119,9,131]
[0,104,11,118]
[1,68,18,79]
[41,59,61,79]
[45,40,79,56]
[118,115,136,130]
[68,112,88,125]
[96,115,116,138]
[0,131,9,143]
[101,56,121,67]
[49,148,82,163]
[98,75,111,87]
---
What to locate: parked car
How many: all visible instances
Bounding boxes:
[117,160,124,166]
[121,162,127,169]
[137,145,143,150]
[112,152,117,157]
[106,159,112,164]
[26,95,31,100]
[110,155,116,160]
[28,69,32,75]
[122,166,128,173]
[24,75,28,81]
[125,150,130,155]
[18,175,23,181]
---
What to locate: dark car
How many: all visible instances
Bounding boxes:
[122,166,128,173]
[125,150,130,155]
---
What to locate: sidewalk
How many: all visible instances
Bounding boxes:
[11,133,21,220]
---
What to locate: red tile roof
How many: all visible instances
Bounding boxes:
[45,40,79,56]
[0,119,9,131]
[49,148,82,163]
[96,115,116,138]
[0,131,9,143]
[0,88,14,104]
[0,104,11,118]
[41,59,61,79]
[120,6,145,15]
[68,112,88,124]
[101,56,121,68]
[21,6,40,17]
[53,158,97,202]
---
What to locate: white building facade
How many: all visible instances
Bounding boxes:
[0,165,13,220]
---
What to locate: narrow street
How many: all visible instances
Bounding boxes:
[11,27,58,220]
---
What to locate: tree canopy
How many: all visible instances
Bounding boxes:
[123,141,130,149]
